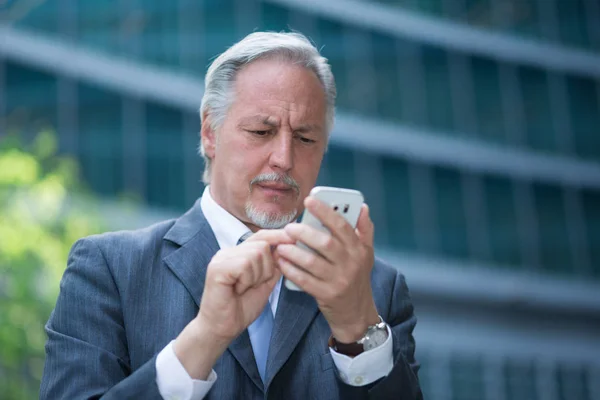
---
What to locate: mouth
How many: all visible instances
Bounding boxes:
[257,182,296,195]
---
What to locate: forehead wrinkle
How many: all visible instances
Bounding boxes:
[238,115,279,127]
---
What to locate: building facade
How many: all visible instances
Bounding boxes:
[1,0,600,398]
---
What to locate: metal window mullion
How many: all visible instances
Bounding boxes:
[122,97,147,200]
[353,151,389,245]
[547,72,574,155]
[397,40,427,127]
[461,171,491,261]
[119,0,142,58]
[178,0,203,205]
[428,350,452,400]
[343,28,377,114]
[235,0,260,39]
[288,7,318,43]
[536,0,560,42]
[447,47,478,136]
[483,355,506,400]
[535,359,559,400]
[513,180,541,270]
[489,0,508,30]
[441,0,466,21]
[498,63,527,147]
[589,366,600,400]
[178,0,204,72]
[561,363,587,400]
[583,0,600,50]
[341,29,387,241]
[446,49,491,261]
[564,187,591,277]
[409,162,439,254]
[58,0,78,41]
[57,77,79,155]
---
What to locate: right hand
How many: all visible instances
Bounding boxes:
[173,229,294,379]
[197,229,294,342]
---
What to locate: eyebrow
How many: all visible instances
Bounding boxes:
[294,124,322,134]
[238,116,323,133]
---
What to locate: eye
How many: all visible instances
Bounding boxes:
[249,130,270,136]
[297,136,316,144]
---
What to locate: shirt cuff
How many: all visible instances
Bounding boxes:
[329,325,394,386]
[156,340,218,400]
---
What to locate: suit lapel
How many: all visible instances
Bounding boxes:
[265,285,319,386]
[228,330,263,391]
[162,199,263,391]
[163,200,219,308]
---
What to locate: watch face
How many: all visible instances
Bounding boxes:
[364,329,388,351]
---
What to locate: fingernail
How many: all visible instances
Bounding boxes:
[305,196,316,208]
[285,224,300,233]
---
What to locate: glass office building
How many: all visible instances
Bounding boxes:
[2,0,599,398]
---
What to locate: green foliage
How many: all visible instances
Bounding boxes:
[0,131,103,399]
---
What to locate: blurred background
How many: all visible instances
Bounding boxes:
[1,0,600,399]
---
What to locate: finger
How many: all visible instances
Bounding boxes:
[233,256,258,295]
[283,223,338,262]
[277,257,327,298]
[246,229,295,246]
[276,243,332,281]
[231,246,266,294]
[265,267,282,289]
[256,241,276,284]
[355,204,374,246]
[252,266,282,301]
[304,196,356,246]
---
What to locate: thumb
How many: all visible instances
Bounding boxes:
[355,204,374,245]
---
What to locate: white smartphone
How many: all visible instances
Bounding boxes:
[285,186,365,291]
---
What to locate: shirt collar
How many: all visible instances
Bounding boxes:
[200,186,251,250]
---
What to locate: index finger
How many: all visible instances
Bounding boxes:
[245,229,296,246]
[303,196,356,245]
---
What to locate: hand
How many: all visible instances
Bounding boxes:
[174,229,294,379]
[276,196,379,343]
[198,229,293,340]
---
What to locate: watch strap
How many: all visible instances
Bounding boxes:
[328,316,387,357]
[329,335,365,357]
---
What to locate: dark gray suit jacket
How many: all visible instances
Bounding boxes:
[40,199,422,399]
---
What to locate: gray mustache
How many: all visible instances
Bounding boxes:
[250,173,300,194]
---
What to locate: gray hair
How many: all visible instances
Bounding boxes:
[198,31,336,184]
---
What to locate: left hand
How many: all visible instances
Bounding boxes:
[276,196,379,343]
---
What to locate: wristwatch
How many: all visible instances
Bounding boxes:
[329,316,389,357]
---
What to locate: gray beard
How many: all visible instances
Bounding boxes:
[245,201,297,229]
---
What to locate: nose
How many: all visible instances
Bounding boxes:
[269,132,294,172]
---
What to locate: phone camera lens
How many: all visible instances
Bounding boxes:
[333,205,339,211]
[343,204,349,213]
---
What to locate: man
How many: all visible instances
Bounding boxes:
[40,31,422,399]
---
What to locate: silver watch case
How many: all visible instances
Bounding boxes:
[358,316,389,351]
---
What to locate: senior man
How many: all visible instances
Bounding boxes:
[40,31,422,399]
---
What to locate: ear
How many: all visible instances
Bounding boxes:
[201,111,217,159]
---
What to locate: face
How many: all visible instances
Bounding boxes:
[202,57,328,231]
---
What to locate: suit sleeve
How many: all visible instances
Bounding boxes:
[40,237,164,400]
[337,269,423,400]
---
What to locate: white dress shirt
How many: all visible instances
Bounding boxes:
[156,186,394,399]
